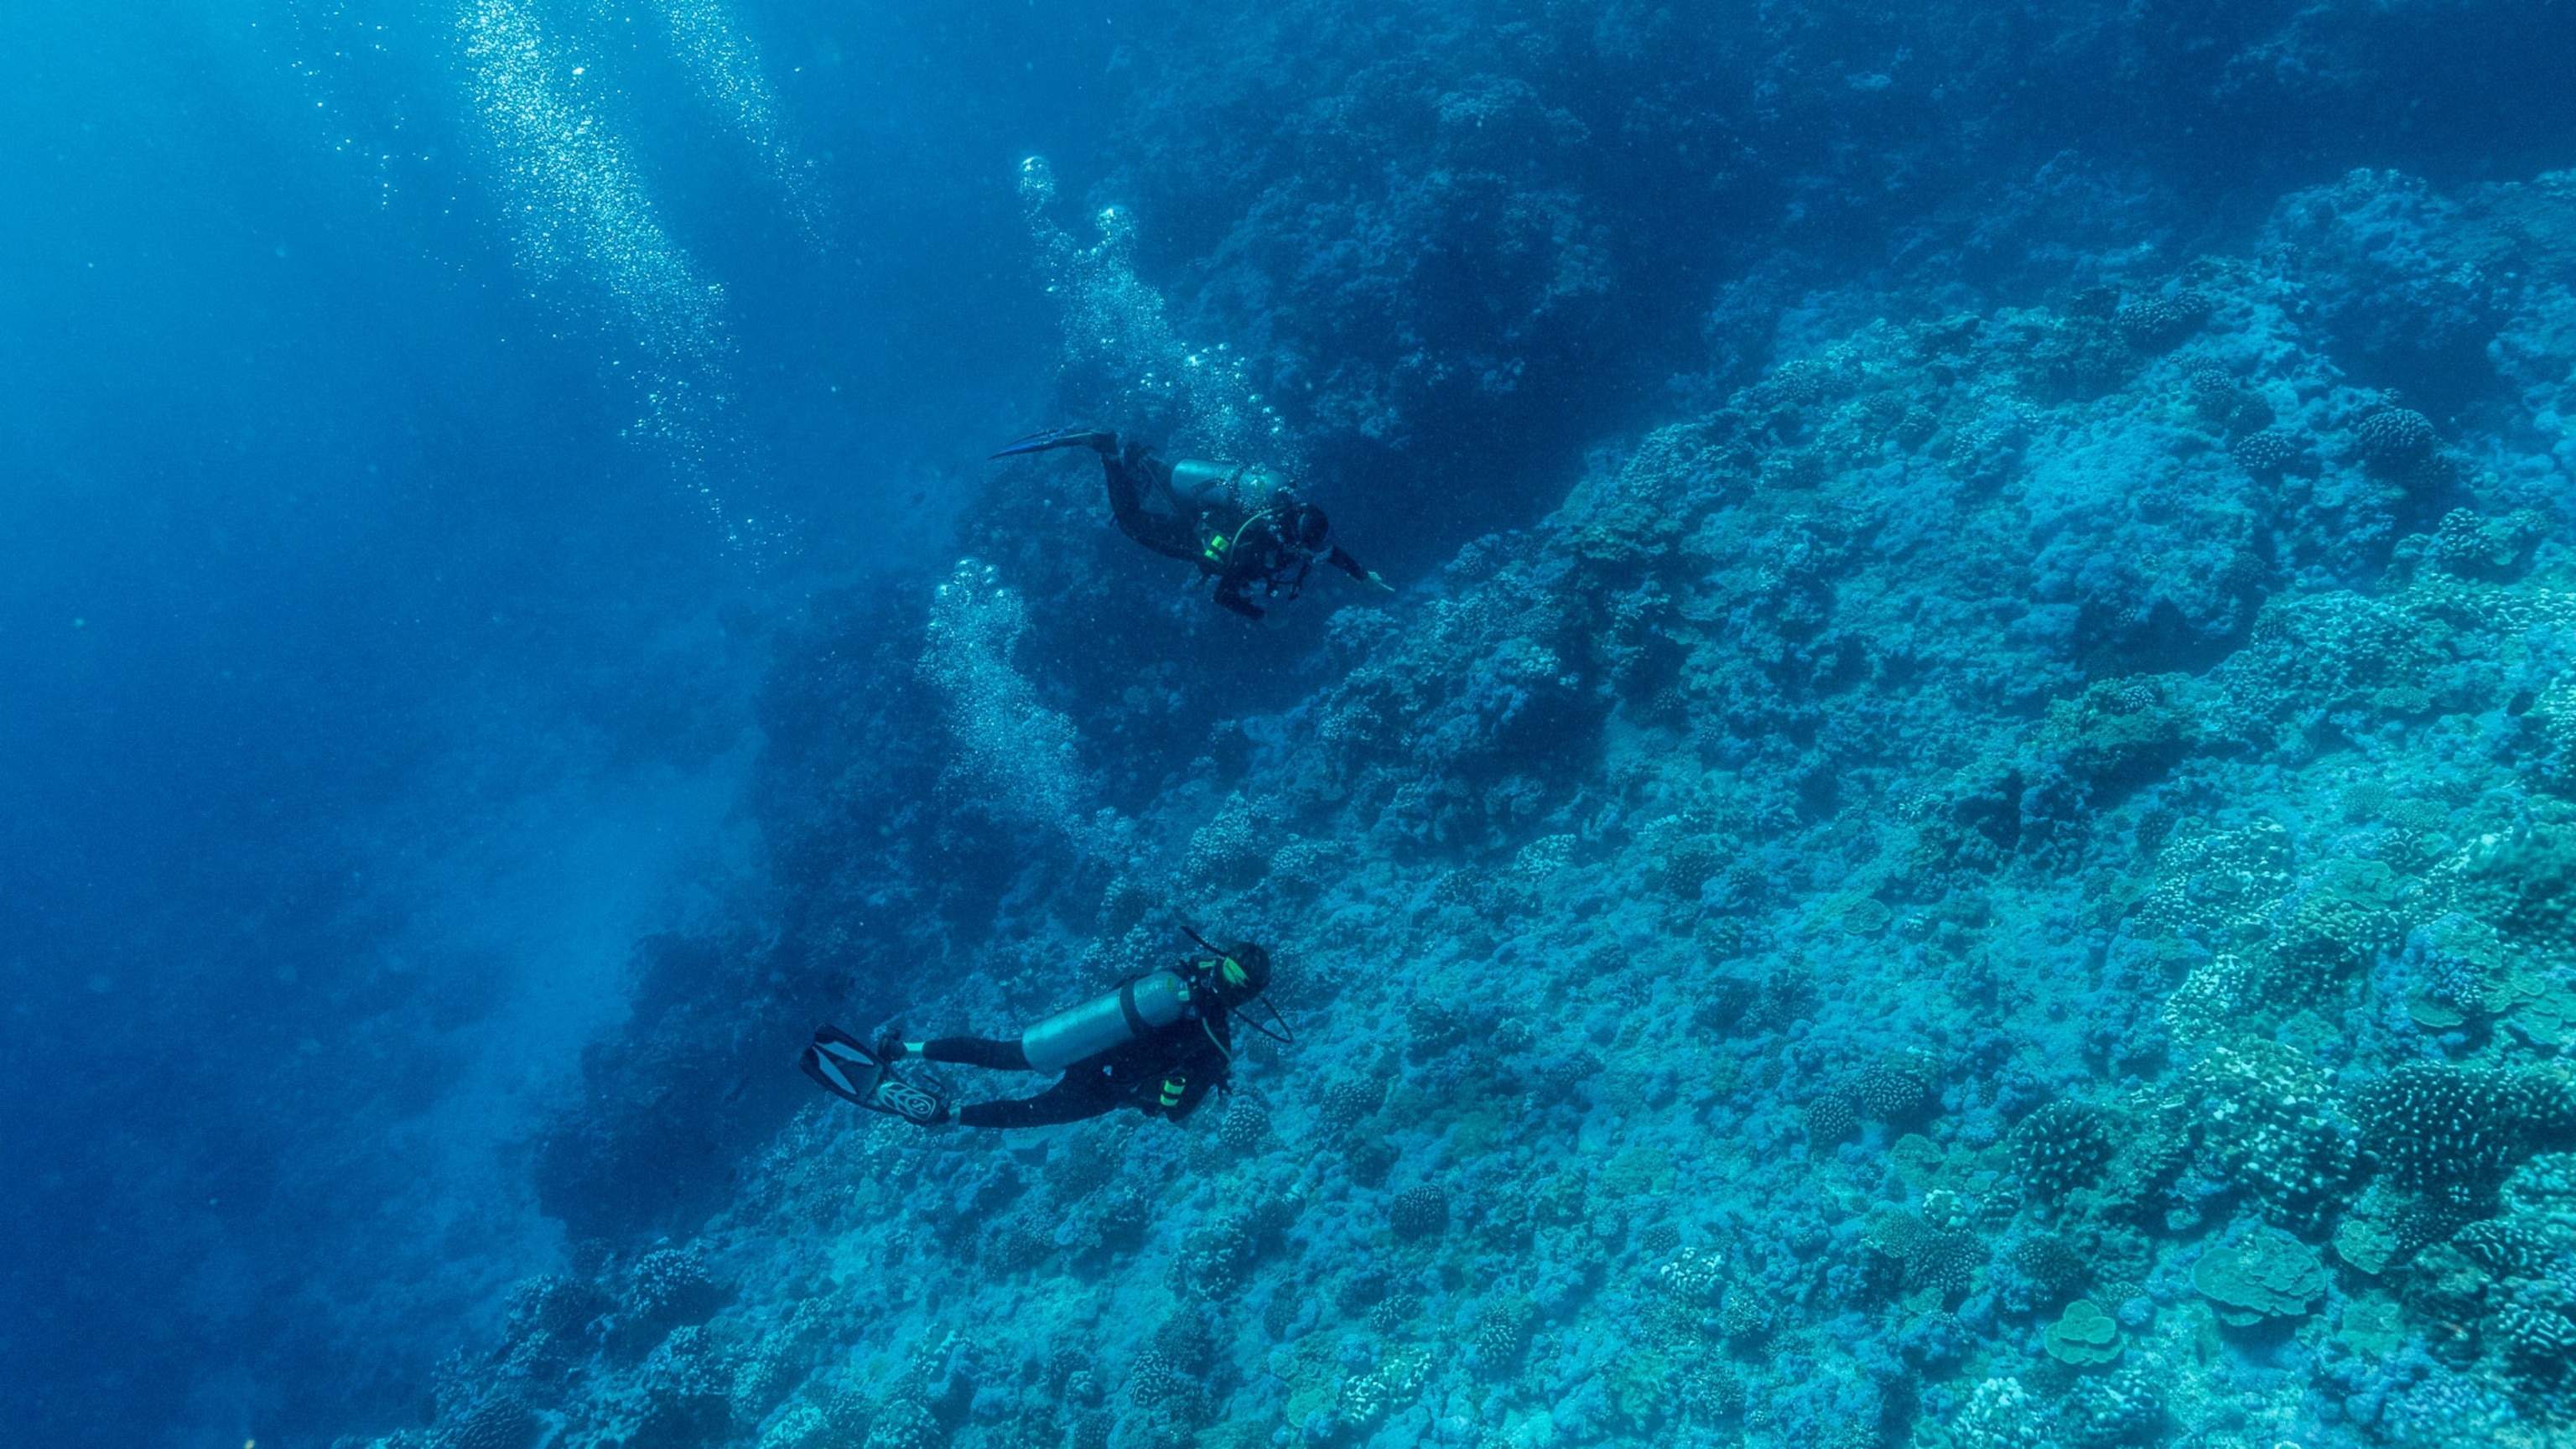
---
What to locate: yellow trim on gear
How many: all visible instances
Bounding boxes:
[1208,507,1280,570]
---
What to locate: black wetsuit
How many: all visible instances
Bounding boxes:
[924,1008,1234,1129]
[1097,439,1375,620]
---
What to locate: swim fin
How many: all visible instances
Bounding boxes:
[990,427,1116,460]
[801,1025,948,1126]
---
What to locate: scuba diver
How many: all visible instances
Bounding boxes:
[991,428,1392,621]
[801,932,1291,1129]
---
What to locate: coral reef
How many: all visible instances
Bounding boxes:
[2012,1103,2115,1204]
[2353,1062,2553,1214]
[2042,1299,2123,1366]
[2193,1228,2326,1327]
[380,166,2576,1449]
[2356,408,2439,472]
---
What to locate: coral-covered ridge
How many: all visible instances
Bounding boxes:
[377,169,2576,1449]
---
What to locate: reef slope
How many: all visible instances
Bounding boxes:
[382,173,2576,1449]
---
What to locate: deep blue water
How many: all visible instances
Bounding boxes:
[6,3,2576,1448]
[1,1,1093,1439]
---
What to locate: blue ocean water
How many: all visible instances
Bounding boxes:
[5,3,2575,1449]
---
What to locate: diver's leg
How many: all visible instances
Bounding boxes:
[1100,451,1150,526]
[1102,449,1204,562]
[955,1070,1124,1130]
[1102,450,1176,528]
[922,1036,1032,1071]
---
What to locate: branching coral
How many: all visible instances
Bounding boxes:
[2138,818,2295,939]
[2262,855,2405,1001]
[1864,1208,1987,1302]
[440,1394,538,1449]
[2115,291,2212,348]
[1806,1088,1861,1145]
[1947,1377,2048,1449]
[1389,1184,1447,1241]
[1857,1050,1942,1124]
[2181,1039,2357,1228]
[2062,1367,2169,1446]
[2012,1101,2116,1203]
[2229,427,2306,476]
[2161,953,2253,1046]
[2352,1062,2554,1212]
[2008,1233,2091,1307]
[2356,407,2438,470]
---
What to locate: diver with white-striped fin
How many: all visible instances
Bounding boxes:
[800,932,1291,1129]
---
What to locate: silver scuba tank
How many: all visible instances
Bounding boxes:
[1168,460,1288,514]
[1019,969,1193,1073]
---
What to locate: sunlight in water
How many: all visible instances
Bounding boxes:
[457,0,741,527]
[651,0,827,248]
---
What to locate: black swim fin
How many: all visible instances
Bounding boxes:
[801,1025,947,1125]
[990,427,1116,460]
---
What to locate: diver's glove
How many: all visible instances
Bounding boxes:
[1363,569,1394,594]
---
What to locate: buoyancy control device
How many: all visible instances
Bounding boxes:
[1019,969,1192,1072]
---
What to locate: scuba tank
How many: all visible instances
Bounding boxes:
[1167,460,1287,514]
[1020,969,1194,1073]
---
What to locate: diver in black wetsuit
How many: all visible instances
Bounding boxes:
[992,428,1390,621]
[801,940,1285,1129]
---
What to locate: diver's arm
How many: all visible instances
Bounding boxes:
[1161,1043,1227,1120]
[1326,544,1394,592]
[1166,1013,1238,1121]
[1214,579,1265,621]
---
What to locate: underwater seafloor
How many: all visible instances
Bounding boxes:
[371,157,2576,1449]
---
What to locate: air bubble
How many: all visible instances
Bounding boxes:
[461,0,750,541]
[652,0,825,246]
[1019,160,1291,467]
